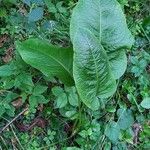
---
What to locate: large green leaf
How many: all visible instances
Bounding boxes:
[70,0,134,110]
[140,97,150,109]
[16,39,74,86]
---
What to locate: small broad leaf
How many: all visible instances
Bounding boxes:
[70,0,134,110]
[65,110,76,118]
[37,95,49,104]
[56,2,67,14]
[105,121,120,143]
[23,0,30,6]
[106,106,116,113]
[0,65,15,76]
[33,85,47,95]
[117,108,134,130]
[44,0,57,13]
[66,87,79,107]
[52,87,64,96]
[14,73,34,87]
[29,95,48,109]
[5,92,18,103]
[141,97,150,109]
[14,73,34,93]
[28,7,44,22]
[16,38,74,86]
[55,93,68,108]
[0,106,5,117]
[29,95,38,108]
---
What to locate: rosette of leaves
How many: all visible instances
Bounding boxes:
[16,0,134,111]
[70,0,134,110]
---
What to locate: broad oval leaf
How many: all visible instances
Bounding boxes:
[141,97,150,109]
[16,39,74,86]
[28,7,44,22]
[70,0,134,110]
[105,121,120,143]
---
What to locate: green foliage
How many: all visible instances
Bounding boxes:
[28,7,44,22]
[29,84,48,109]
[70,0,134,110]
[16,38,74,86]
[105,121,120,143]
[0,0,150,149]
[17,0,134,111]
[52,86,68,108]
[52,86,79,108]
[0,92,17,117]
[140,97,150,109]
[117,108,134,130]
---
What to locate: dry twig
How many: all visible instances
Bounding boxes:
[0,108,28,134]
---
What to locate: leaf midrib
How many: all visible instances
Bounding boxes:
[84,35,100,96]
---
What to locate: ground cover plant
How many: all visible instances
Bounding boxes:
[0,0,150,150]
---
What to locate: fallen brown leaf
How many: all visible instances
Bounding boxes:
[132,123,142,144]
[0,34,8,48]
[2,46,14,63]
[37,104,44,112]
[15,117,47,132]
[12,97,23,109]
